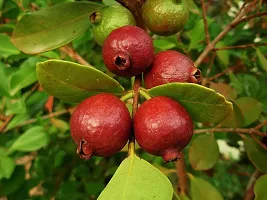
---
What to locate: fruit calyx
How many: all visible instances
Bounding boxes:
[114,53,130,71]
[90,12,102,24]
[162,149,180,163]
[77,139,93,160]
[190,68,202,83]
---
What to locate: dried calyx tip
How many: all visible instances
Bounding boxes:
[191,68,202,83]
[114,54,130,71]
[90,12,102,23]
[162,149,180,163]
[77,139,93,160]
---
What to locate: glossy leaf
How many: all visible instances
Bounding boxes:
[37,60,124,103]
[0,34,20,58]
[243,135,267,173]
[215,42,229,67]
[189,134,219,170]
[7,126,49,154]
[98,154,173,200]
[0,155,15,180]
[209,82,237,100]
[254,174,267,200]
[10,57,40,96]
[236,97,262,126]
[11,2,104,54]
[0,61,10,96]
[243,74,260,97]
[189,174,224,200]
[256,48,267,72]
[148,83,233,123]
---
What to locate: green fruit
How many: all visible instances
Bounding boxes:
[142,0,189,36]
[90,5,136,45]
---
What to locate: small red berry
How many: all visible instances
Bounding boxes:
[144,50,201,89]
[70,93,131,159]
[134,96,193,162]
[102,25,154,77]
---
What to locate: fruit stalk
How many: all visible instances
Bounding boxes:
[128,74,141,156]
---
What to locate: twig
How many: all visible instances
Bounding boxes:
[250,133,267,151]
[243,169,263,200]
[201,0,210,44]
[208,61,243,81]
[231,11,267,28]
[59,46,93,67]
[194,0,258,67]
[3,108,73,133]
[194,127,267,137]
[175,152,188,195]
[214,42,267,51]
[115,0,146,29]
[202,51,216,86]
[255,120,267,130]
[128,75,141,156]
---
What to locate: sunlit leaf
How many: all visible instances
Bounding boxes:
[148,83,233,123]
[98,154,173,200]
[0,155,15,180]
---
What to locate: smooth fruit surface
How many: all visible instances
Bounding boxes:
[102,25,154,77]
[144,50,201,89]
[134,96,193,162]
[142,0,189,36]
[70,93,131,159]
[91,5,135,46]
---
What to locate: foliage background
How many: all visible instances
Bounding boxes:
[0,0,267,200]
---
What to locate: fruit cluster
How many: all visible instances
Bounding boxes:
[70,2,202,162]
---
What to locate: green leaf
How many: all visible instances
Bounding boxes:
[37,60,124,103]
[10,57,39,96]
[5,97,26,115]
[148,83,233,123]
[215,42,229,67]
[209,82,237,100]
[189,174,224,200]
[243,74,260,97]
[98,154,173,200]
[235,97,262,126]
[0,61,10,96]
[186,19,205,50]
[0,34,20,58]
[153,39,176,51]
[255,48,267,72]
[7,126,49,154]
[221,101,245,128]
[254,174,267,200]
[0,155,15,180]
[243,135,267,173]
[189,134,219,170]
[180,193,191,200]
[11,2,104,54]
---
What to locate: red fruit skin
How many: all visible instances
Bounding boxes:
[102,25,154,77]
[70,93,131,159]
[144,50,201,89]
[134,96,193,162]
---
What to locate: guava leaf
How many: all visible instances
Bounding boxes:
[98,154,173,200]
[0,34,20,58]
[11,2,103,54]
[0,155,15,180]
[37,60,124,103]
[243,135,267,173]
[254,174,267,200]
[189,134,219,170]
[148,83,233,123]
[189,174,224,200]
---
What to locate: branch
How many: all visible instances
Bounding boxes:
[231,11,267,28]
[175,152,188,195]
[59,46,93,67]
[201,0,210,44]
[3,108,73,133]
[194,0,259,67]
[194,127,267,137]
[243,169,263,200]
[214,42,267,51]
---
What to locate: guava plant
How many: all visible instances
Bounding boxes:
[0,0,266,200]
